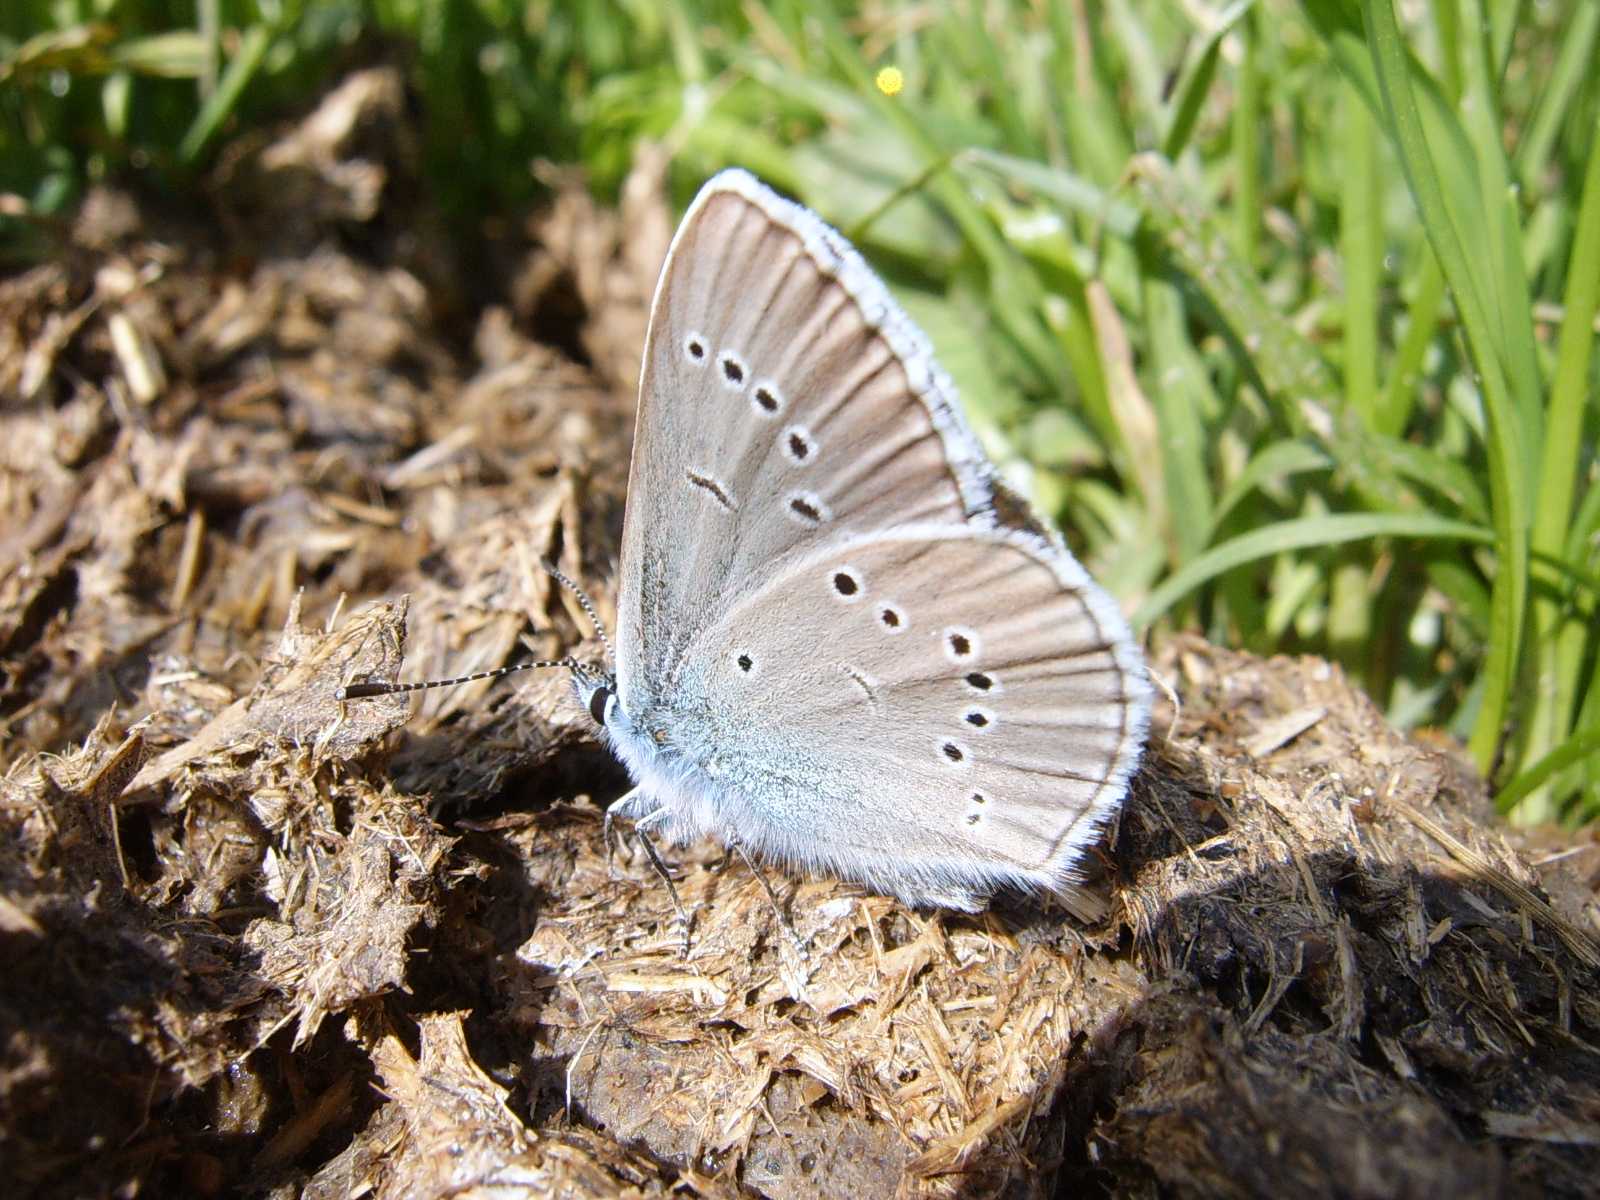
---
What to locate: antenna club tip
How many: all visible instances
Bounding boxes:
[337,682,392,700]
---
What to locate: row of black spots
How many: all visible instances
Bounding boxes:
[823,571,925,640]
[942,625,999,786]
[943,660,998,775]
[942,627,1001,729]
[941,742,980,824]
[780,418,822,519]
[684,332,829,526]
[685,334,768,412]
[821,568,998,778]
[826,566,1002,696]
[683,331,779,409]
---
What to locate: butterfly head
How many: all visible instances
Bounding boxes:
[570,660,621,730]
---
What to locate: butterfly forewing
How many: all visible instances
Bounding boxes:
[619,177,990,706]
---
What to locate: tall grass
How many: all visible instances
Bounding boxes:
[4,1,1597,821]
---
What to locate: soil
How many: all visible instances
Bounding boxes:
[3,69,1598,1199]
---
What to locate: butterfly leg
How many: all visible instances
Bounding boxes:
[631,821,692,958]
[602,792,692,955]
[601,787,640,876]
[728,838,807,962]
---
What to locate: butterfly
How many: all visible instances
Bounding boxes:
[570,169,1151,915]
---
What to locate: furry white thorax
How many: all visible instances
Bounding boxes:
[572,672,734,848]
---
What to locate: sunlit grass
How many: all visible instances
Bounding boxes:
[3,0,1597,820]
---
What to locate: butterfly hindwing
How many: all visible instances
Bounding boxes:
[655,527,1149,907]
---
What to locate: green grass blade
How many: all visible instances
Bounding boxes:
[958,148,1141,239]
[1161,0,1255,162]
[1364,435,1489,524]
[1360,0,1529,775]
[1487,0,1526,80]
[1127,154,1339,423]
[1143,275,1215,561]
[1134,512,1493,627]
[1339,76,1381,429]
[1211,440,1334,533]
[178,23,272,164]
[111,31,209,78]
[1520,105,1600,818]
[1230,4,1262,264]
[1514,2,1600,185]
[1378,247,1444,436]
[1457,0,1543,476]
[1126,153,1408,513]
[1085,278,1165,519]
[1494,722,1600,815]
[1430,0,1463,99]
[1534,106,1600,635]
[1050,1,1134,187]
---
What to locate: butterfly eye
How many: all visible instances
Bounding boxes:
[588,685,613,726]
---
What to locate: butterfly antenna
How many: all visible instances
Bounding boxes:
[542,560,613,667]
[339,565,609,701]
[337,656,579,701]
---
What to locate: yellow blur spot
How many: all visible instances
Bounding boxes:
[875,66,904,97]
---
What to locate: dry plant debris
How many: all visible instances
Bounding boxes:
[2,70,1598,1199]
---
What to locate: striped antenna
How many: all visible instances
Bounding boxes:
[338,656,578,701]
[542,560,612,667]
[338,562,608,702]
